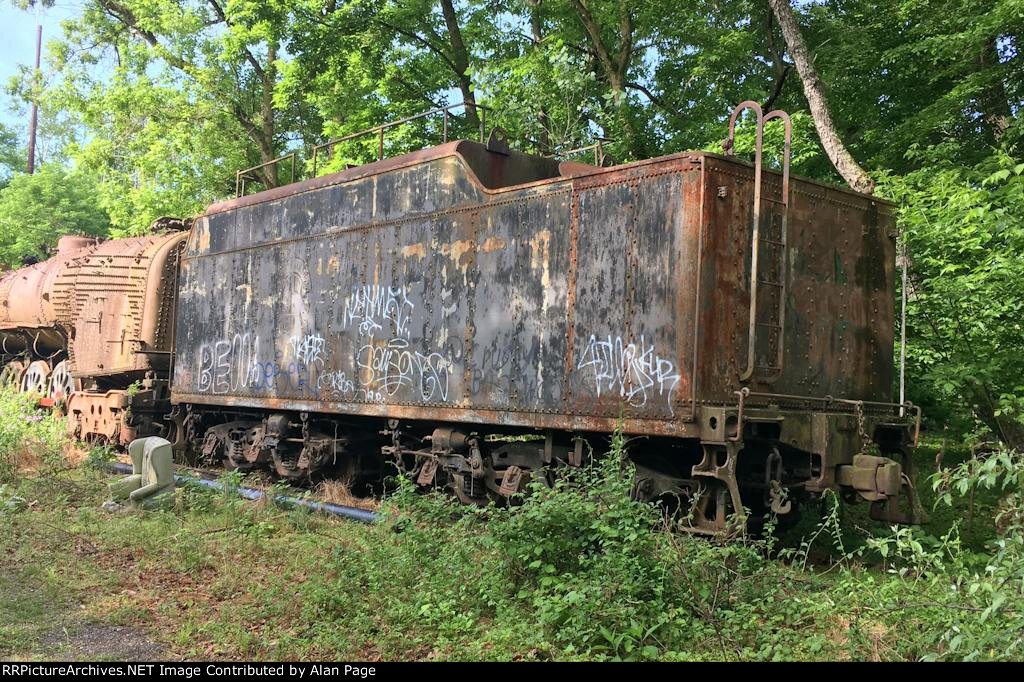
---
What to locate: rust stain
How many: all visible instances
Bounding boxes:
[529,229,551,270]
[480,236,507,253]
[197,223,211,251]
[402,243,427,259]
[440,239,475,266]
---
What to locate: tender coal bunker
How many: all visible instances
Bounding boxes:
[455,141,567,189]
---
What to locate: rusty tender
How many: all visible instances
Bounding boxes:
[0,103,922,533]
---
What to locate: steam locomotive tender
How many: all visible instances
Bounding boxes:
[169,119,921,534]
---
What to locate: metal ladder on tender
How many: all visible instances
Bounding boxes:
[724,101,792,384]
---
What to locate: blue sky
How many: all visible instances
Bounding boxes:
[0,2,81,137]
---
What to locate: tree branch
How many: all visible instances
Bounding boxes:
[570,0,619,86]
[96,0,192,73]
[206,0,267,81]
[763,63,791,110]
[768,0,875,193]
[374,18,458,73]
[625,81,685,118]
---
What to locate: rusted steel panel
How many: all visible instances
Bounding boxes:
[0,236,98,355]
[697,155,896,408]
[174,141,897,435]
[568,165,696,420]
[66,390,129,443]
[174,143,701,432]
[170,390,703,438]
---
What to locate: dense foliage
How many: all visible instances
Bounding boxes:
[882,156,1024,447]
[0,122,21,188]
[0,164,108,267]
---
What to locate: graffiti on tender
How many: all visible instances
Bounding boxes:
[576,334,680,412]
[196,283,454,404]
[357,337,452,402]
[316,369,355,395]
[289,333,326,367]
[196,333,263,395]
[342,285,415,338]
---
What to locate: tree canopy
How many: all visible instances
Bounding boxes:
[0,122,24,188]
[0,163,109,267]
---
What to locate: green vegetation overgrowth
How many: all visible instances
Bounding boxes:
[1,391,1021,661]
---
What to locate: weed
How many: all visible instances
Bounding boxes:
[0,387,71,482]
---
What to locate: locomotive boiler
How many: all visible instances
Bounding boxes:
[0,235,98,395]
[170,104,922,534]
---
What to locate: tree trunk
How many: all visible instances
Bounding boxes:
[763,4,790,111]
[979,38,1011,142]
[767,0,874,194]
[570,0,642,159]
[529,0,551,154]
[439,0,481,135]
[258,42,279,188]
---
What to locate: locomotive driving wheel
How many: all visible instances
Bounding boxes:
[0,359,27,388]
[20,360,51,395]
[47,360,79,403]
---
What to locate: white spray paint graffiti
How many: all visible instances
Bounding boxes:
[356,337,452,402]
[335,283,453,402]
[196,333,263,395]
[576,334,680,412]
[316,369,355,394]
[195,281,454,403]
[289,333,326,367]
[342,285,415,339]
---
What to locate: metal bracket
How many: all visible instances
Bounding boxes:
[570,436,583,467]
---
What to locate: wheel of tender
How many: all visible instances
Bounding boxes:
[47,360,79,402]
[20,360,51,395]
[0,359,27,389]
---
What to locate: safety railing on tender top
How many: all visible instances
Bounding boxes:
[234,152,297,199]
[310,102,493,178]
[547,139,611,167]
[232,102,493,198]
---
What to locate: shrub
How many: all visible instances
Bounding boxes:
[302,432,838,660]
[0,387,71,482]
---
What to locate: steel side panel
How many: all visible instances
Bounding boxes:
[173,152,700,430]
[697,159,897,404]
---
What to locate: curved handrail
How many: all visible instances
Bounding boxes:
[724,101,792,383]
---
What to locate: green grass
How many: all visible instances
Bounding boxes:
[0,398,1020,661]
[0,455,1005,661]
[0,564,68,658]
